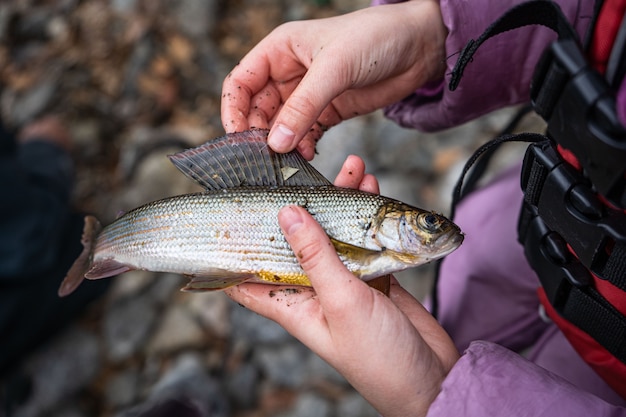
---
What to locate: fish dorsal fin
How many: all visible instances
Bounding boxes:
[168,129,331,190]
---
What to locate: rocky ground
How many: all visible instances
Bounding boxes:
[0,1,542,416]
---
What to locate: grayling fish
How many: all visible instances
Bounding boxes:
[59,129,463,297]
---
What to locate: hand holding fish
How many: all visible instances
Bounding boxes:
[220,0,447,160]
[59,128,461,415]
[59,130,461,296]
[225,156,459,417]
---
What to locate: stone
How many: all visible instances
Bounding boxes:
[47,405,90,417]
[187,291,231,338]
[111,0,138,14]
[2,75,58,125]
[230,301,293,345]
[13,327,100,417]
[226,362,259,409]
[115,353,229,417]
[103,293,158,362]
[105,369,141,409]
[254,343,310,388]
[146,305,207,354]
[277,392,332,417]
[168,0,217,39]
[149,353,229,417]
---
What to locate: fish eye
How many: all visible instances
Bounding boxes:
[417,213,441,233]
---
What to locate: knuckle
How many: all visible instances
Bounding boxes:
[284,94,320,122]
[293,237,329,272]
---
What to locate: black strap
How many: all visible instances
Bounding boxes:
[431,128,545,318]
[436,1,626,366]
[449,0,580,91]
[564,284,626,363]
[449,131,545,219]
[606,13,626,89]
[601,243,626,289]
[450,105,533,215]
[520,140,626,365]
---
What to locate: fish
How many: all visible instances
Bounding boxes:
[59,129,463,297]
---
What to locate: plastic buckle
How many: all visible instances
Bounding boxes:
[520,141,626,280]
[518,203,593,310]
[530,39,626,209]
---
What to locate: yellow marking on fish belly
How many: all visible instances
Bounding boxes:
[258,270,311,286]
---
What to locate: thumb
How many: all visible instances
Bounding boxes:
[278,205,365,299]
[268,59,348,154]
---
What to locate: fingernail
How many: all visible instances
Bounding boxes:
[269,124,295,152]
[278,206,304,236]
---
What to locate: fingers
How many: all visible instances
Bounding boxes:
[246,85,283,130]
[226,203,372,343]
[225,283,319,323]
[334,155,380,193]
[333,155,366,188]
[267,61,346,155]
[389,278,460,368]
[221,44,283,133]
[221,69,257,133]
[359,174,379,194]
[277,206,371,307]
[277,206,346,294]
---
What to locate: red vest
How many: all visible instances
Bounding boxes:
[539,0,626,398]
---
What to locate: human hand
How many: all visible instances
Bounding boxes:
[18,115,72,151]
[225,156,459,417]
[221,1,447,160]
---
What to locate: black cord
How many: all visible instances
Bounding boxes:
[430,109,545,319]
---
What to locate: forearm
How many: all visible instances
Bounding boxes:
[426,341,625,417]
[374,0,595,131]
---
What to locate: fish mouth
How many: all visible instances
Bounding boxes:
[433,229,464,256]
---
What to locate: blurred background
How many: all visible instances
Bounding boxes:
[0,0,540,416]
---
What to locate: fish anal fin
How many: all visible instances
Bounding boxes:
[85,259,132,279]
[181,269,253,292]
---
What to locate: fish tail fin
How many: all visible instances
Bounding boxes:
[58,215,102,297]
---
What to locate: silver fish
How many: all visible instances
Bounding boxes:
[59,129,463,296]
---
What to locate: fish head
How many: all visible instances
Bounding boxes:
[372,203,463,265]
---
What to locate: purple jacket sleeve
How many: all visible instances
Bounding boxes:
[427,341,626,417]
[367,2,626,415]
[371,0,594,131]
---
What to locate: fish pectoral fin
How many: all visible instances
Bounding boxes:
[181,269,253,292]
[85,258,132,279]
[329,237,382,266]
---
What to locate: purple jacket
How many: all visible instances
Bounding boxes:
[373,0,626,131]
[371,0,626,416]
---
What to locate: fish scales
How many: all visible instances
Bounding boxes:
[95,186,387,279]
[59,129,463,296]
